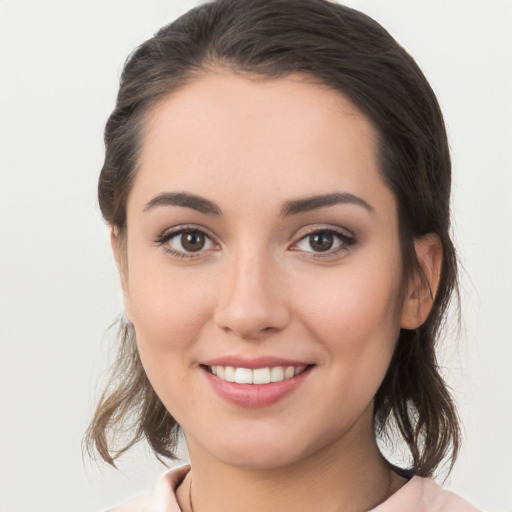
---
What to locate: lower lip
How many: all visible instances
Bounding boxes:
[203,366,313,408]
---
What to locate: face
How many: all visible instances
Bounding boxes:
[119,70,412,470]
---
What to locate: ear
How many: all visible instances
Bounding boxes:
[110,228,132,322]
[400,233,443,329]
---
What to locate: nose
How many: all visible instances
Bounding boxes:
[213,249,291,340]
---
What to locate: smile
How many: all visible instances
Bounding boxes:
[202,362,313,408]
[207,365,308,384]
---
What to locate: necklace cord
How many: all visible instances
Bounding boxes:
[188,474,194,512]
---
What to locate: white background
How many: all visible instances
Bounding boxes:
[1,1,511,510]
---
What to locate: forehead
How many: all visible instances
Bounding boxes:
[131,70,393,220]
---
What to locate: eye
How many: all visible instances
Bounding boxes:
[156,227,216,258]
[293,228,355,256]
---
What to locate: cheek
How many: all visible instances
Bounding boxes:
[292,256,403,391]
[125,250,212,363]
[126,264,214,419]
[297,262,403,337]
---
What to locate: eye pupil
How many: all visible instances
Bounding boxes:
[310,232,333,252]
[181,231,205,252]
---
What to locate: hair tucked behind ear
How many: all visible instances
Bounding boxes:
[86,0,460,476]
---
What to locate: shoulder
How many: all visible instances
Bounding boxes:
[372,476,480,512]
[107,492,152,512]
[105,464,191,512]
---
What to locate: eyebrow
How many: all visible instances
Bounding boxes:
[143,191,374,216]
[144,192,222,215]
[280,192,375,216]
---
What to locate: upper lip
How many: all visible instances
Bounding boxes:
[201,356,313,369]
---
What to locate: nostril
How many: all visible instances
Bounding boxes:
[213,277,291,339]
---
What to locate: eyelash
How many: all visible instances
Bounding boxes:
[154,225,216,259]
[154,225,356,260]
[293,226,356,259]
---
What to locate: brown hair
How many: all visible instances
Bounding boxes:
[86,0,460,476]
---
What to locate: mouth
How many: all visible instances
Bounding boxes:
[200,356,315,407]
[202,364,311,384]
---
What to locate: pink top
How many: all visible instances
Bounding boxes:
[108,464,479,512]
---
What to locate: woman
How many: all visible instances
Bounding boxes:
[86,0,479,510]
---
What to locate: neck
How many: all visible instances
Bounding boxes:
[177,411,402,512]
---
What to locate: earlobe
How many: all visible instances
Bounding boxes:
[400,233,443,330]
[110,229,124,274]
[110,228,132,321]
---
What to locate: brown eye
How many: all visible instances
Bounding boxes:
[308,232,334,252]
[159,228,215,257]
[294,228,355,256]
[181,231,206,252]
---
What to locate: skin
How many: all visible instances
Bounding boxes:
[114,70,441,512]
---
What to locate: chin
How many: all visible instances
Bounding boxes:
[214,444,308,470]
[193,425,340,471]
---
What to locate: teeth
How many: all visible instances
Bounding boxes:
[294,365,306,376]
[235,367,253,384]
[253,367,270,384]
[209,365,308,384]
[225,366,236,382]
[270,367,284,382]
